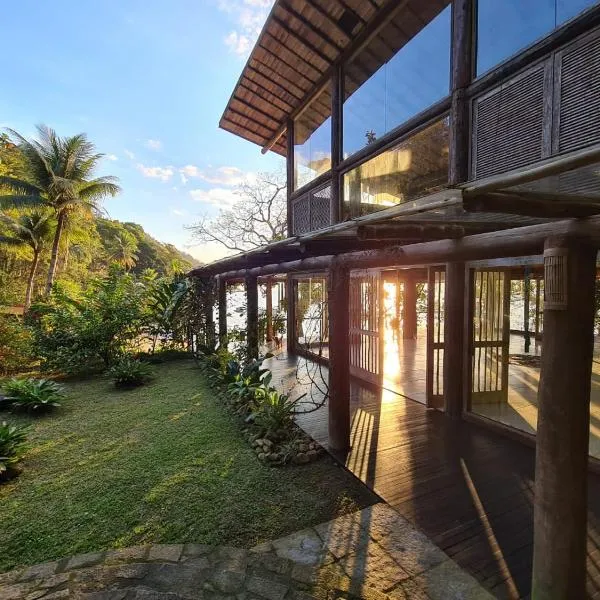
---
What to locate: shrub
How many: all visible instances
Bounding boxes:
[0,315,35,375]
[2,378,64,412]
[252,387,300,440]
[108,356,154,388]
[0,421,29,479]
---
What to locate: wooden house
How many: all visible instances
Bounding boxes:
[191,1,600,596]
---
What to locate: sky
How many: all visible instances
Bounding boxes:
[0,0,282,263]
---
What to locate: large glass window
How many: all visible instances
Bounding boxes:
[294,86,331,190]
[343,6,451,158]
[477,0,599,76]
[343,117,449,217]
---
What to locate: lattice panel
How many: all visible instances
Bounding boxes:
[556,31,600,154]
[311,185,332,231]
[292,195,310,235]
[544,248,568,310]
[472,63,547,179]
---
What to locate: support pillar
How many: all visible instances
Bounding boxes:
[246,275,259,360]
[265,277,274,342]
[524,269,531,353]
[443,262,466,419]
[535,278,541,339]
[204,278,216,350]
[403,277,418,340]
[218,277,227,348]
[286,277,296,354]
[328,262,351,452]
[532,236,596,600]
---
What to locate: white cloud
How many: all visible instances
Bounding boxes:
[171,208,187,217]
[145,139,162,151]
[106,154,118,161]
[189,187,239,208]
[136,163,174,182]
[218,0,274,57]
[124,149,135,160]
[178,165,249,187]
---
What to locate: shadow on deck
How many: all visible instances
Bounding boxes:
[265,352,600,599]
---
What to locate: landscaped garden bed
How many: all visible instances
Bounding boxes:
[0,360,376,573]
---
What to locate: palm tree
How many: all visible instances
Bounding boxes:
[0,125,121,293]
[108,233,139,271]
[0,212,53,308]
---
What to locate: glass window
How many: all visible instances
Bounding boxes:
[477,0,599,76]
[343,6,451,158]
[343,117,450,218]
[295,277,329,358]
[294,86,332,190]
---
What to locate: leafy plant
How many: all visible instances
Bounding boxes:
[0,315,35,375]
[2,378,64,412]
[252,387,302,439]
[0,421,29,478]
[108,356,154,388]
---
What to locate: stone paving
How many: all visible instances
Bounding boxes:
[0,503,493,600]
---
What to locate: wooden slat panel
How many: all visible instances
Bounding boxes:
[472,63,548,179]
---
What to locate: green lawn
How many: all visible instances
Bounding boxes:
[0,360,375,572]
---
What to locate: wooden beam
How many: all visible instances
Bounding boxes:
[265,277,274,342]
[327,260,351,452]
[218,277,227,348]
[402,277,418,340]
[286,276,296,354]
[330,63,343,224]
[465,191,600,218]
[358,224,467,240]
[286,118,294,234]
[532,235,596,599]
[215,216,600,280]
[246,275,259,360]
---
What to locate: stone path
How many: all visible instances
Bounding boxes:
[0,504,493,600]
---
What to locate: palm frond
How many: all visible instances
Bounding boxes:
[0,176,43,196]
[0,194,47,210]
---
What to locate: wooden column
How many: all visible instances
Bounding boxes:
[403,277,418,340]
[524,269,531,353]
[535,278,541,339]
[265,277,274,342]
[443,262,466,419]
[204,277,216,349]
[331,63,343,224]
[532,236,597,600]
[328,262,351,452]
[218,277,227,348]
[286,276,296,354]
[449,0,475,185]
[246,275,259,360]
[286,118,294,236]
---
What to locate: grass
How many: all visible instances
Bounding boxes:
[0,360,376,572]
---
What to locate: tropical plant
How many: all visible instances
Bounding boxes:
[0,212,53,307]
[28,267,149,373]
[108,355,153,388]
[0,315,35,375]
[252,387,300,439]
[0,125,121,293]
[2,378,64,412]
[0,421,29,478]
[107,232,139,271]
[146,277,190,351]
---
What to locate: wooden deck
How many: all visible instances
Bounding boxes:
[265,352,600,599]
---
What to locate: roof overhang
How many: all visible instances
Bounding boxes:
[190,143,600,279]
[219,0,451,156]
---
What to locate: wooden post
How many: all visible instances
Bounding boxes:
[449,0,475,185]
[286,118,294,236]
[286,276,296,354]
[218,277,227,348]
[535,277,541,338]
[403,277,418,340]
[331,63,343,224]
[524,269,531,353]
[328,262,351,452]
[532,236,596,600]
[204,277,216,349]
[246,275,259,360]
[265,277,274,342]
[443,262,466,419]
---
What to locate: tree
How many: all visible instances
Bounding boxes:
[106,232,139,271]
[189,171,286,252]
[0,125,121,294]
[0,212,53,308]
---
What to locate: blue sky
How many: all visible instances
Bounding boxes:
[0,0,282,262]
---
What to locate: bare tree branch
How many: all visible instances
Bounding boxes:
[188,171,286,253]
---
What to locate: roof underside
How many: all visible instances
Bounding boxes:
[219,0,450,156]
